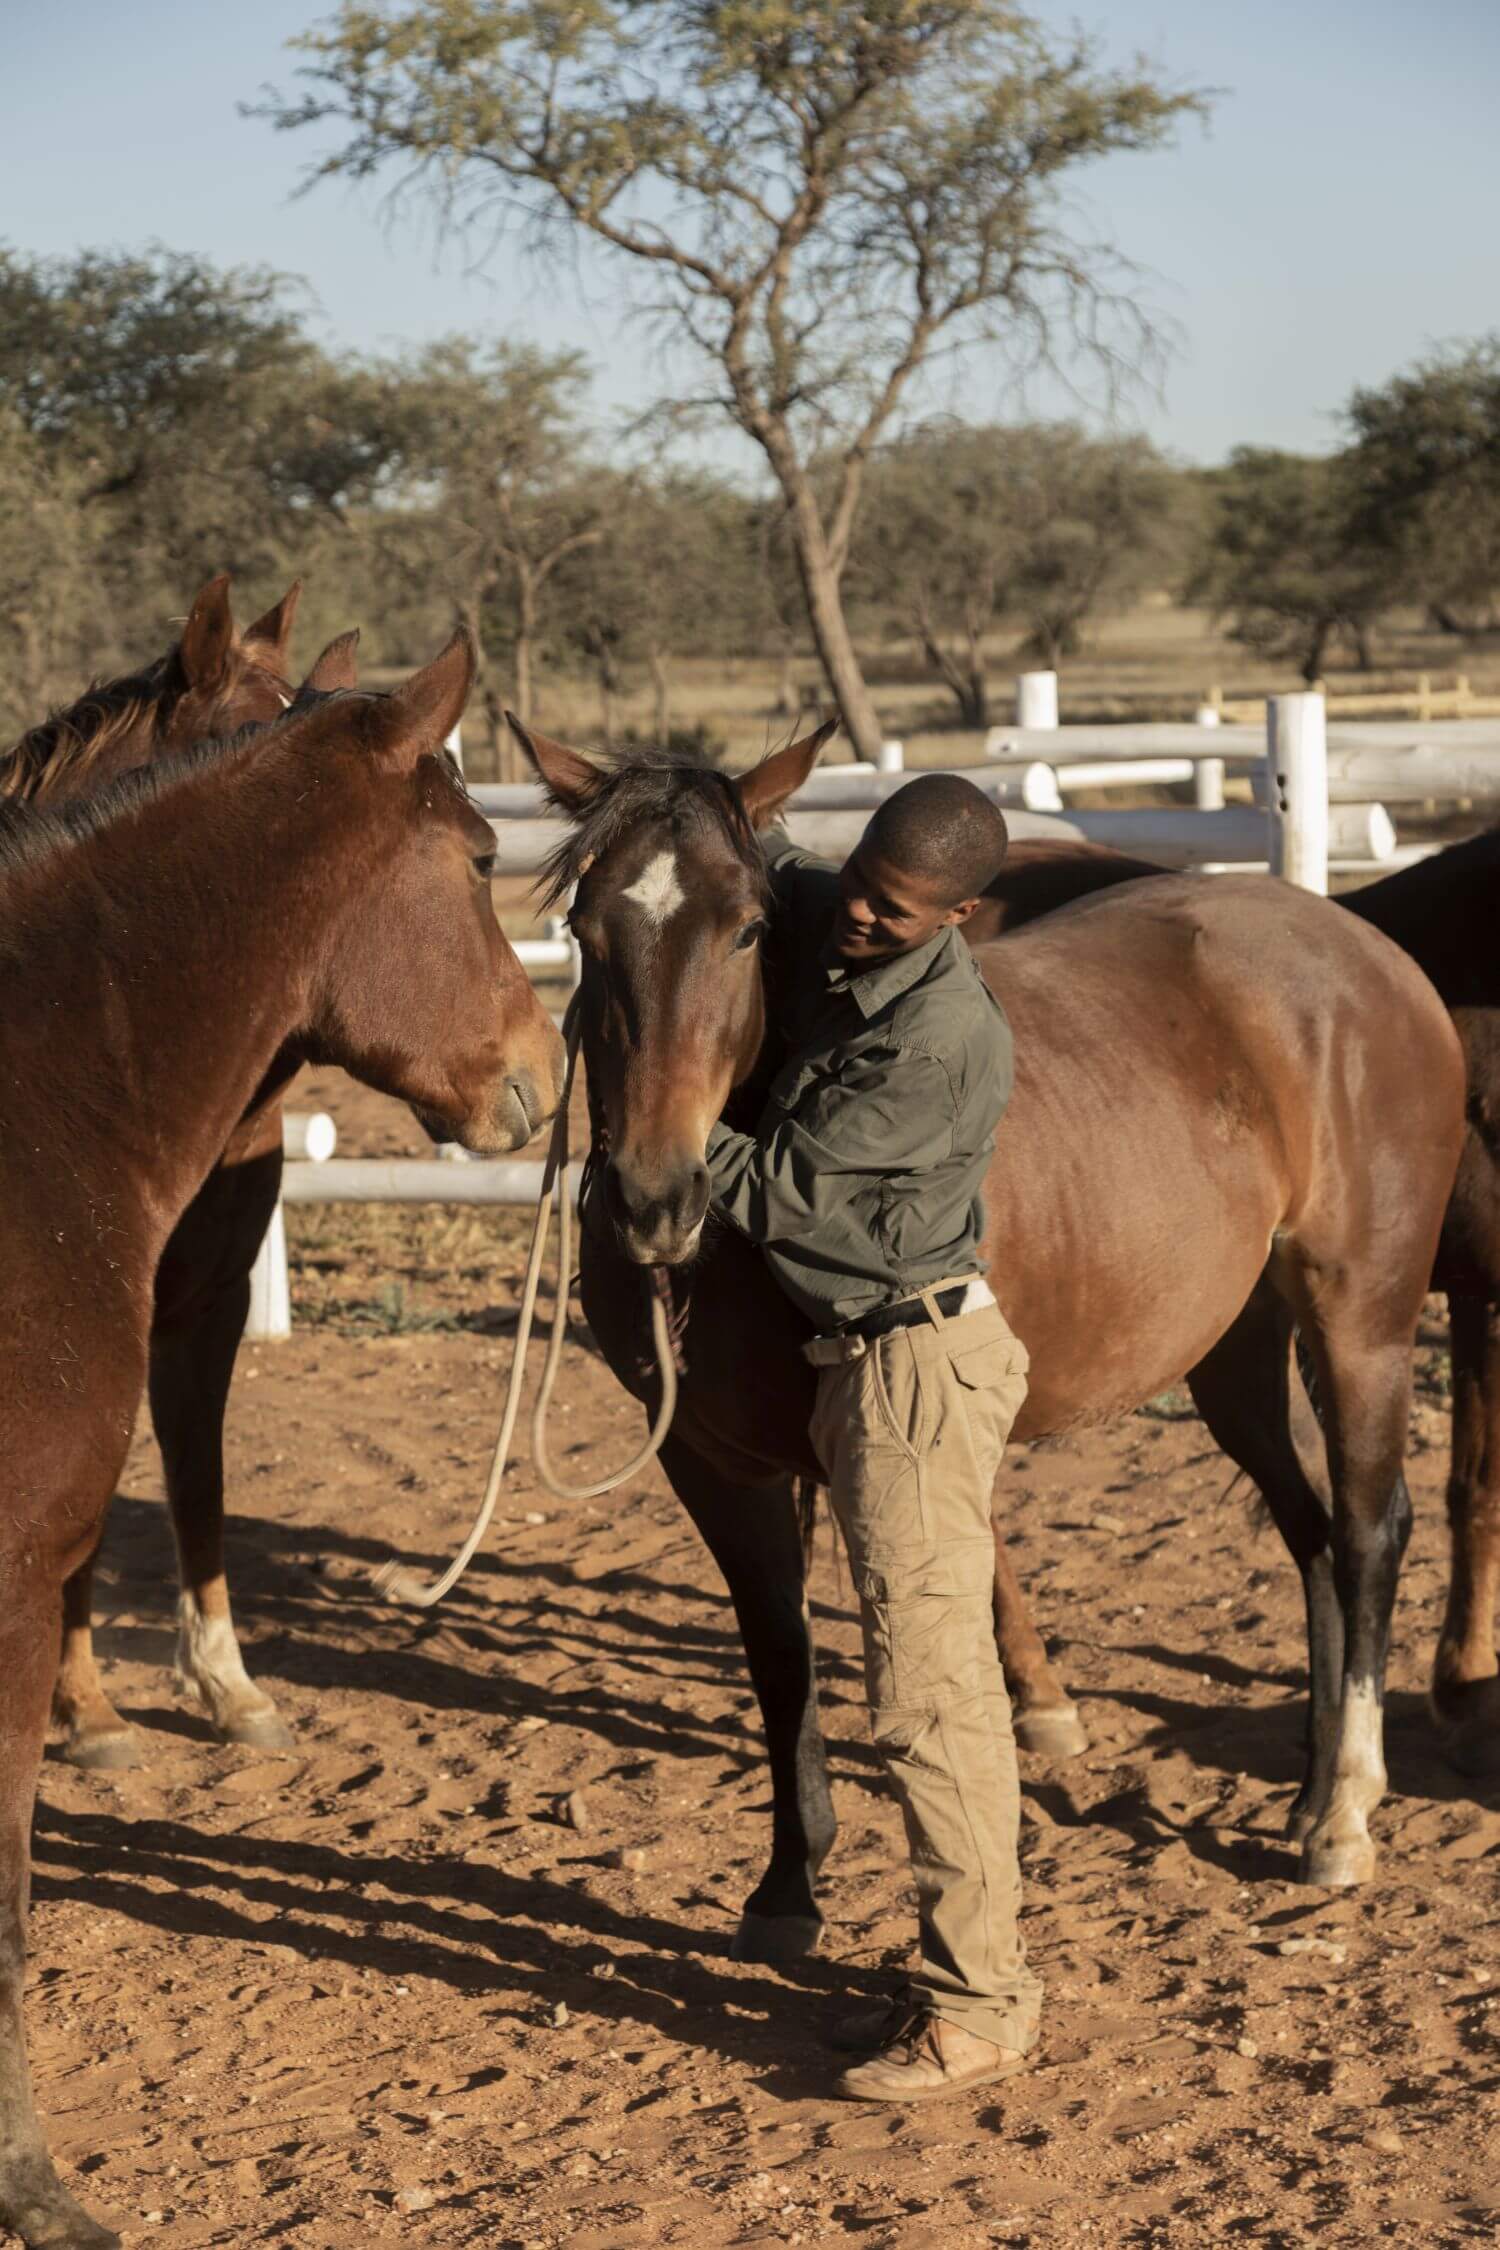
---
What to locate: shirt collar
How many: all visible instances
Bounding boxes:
[822,924,955,1019]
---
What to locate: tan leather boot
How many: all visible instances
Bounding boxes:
[835,2011,1029,2103]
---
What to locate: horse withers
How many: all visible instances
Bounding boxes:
[512,717,1463,1974]
[0,632,563,2250]
[0,573,315,1769]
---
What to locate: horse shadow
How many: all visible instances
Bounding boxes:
[29,1799,869,2088]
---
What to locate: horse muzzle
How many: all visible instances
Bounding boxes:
[605,1156,710,1265]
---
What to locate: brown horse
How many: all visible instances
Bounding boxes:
[510,718,1464,1973]
[963,828,1500,1779]
[0,631,562,2250]
[0,576,323,1768]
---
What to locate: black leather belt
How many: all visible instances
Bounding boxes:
[842,1284,968,1343]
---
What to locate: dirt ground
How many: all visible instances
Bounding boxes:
[28,1071,1500,2249]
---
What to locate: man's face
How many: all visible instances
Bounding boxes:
[834,839,977,964]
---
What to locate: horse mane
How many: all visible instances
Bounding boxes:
[536,743,768,910]
[0,645,290,809]
[0,719,292,884]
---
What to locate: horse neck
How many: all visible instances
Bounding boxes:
[2,748,368,1234]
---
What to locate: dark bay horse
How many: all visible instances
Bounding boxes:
[510,717,1464,1969]
[0,632,563,2250]
[963,828,1500,1778]
[0,576,320,1768]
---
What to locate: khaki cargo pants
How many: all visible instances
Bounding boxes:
[805,1287,1041,2052]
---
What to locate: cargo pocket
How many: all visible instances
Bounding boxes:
[854,1543,996,1711]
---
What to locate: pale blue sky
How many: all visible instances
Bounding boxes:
[4,1,1497,468]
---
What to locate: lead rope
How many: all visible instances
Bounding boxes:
[371,995,680,1609]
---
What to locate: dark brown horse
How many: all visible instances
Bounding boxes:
[0,632,563,2250]
[510,718,1464,1972]
[0,577,320,1768]
[963,828,1500,1779]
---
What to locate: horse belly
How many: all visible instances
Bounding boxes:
[982,1081,1282,1438]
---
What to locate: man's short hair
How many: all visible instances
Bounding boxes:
[865,773,1010,904]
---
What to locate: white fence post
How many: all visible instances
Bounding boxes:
[246,1204,291,1342]
[245,1110,339,1341]
[1193,702,1225,811]
[1015,671,1059,730]
[876,738,905,773]
[1267,693,1329,894]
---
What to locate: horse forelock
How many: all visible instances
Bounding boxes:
[537,746,767,913]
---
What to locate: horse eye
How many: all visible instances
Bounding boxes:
[734,919,766,953]
[473,851,496,881]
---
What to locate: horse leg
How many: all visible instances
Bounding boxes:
[151,1279,293,1753]
[657,1435,836,1963]
[1187,1284,1345,1846]
[1289,1289,1416,1889]
[991,1530,1089,1759]
[0,1585,119,2249]
[50,1542,141,1772]
[1432,1289,1500,1774]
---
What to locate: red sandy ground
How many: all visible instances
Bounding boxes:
[27,1069,1500,2249]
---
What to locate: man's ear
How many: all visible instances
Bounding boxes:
[178,574,236,689]
[947,896,984,928]
[507,712,603,811]
[738,715,840,829]
[299,630,361,696]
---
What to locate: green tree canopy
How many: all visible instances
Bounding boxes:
[254,1,1206,757]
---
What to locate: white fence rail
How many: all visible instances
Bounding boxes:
[246,678,1496,1334]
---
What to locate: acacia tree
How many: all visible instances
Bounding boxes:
[1345,340,1500,634]
[854,421,1175,722]
[255,2,1204,760]
[388,337,603,735]
[1190,448,1399,682]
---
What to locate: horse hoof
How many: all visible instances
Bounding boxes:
[218,1708,296,1753]
[1015,1703,1089,1760]
[1300,1837,1376,1889]
[731,1914,823,1965]
[60,1729,142,1773]
[1284,1801,1318,1845]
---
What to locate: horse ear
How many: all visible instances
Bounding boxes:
[507,712,603,810]
[738,716,839,828]
[246,579,302,660]
[300,630,361,696]
[178,574,236,690]
[370,627,475,764]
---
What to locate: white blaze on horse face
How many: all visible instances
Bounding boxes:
[623,849,685,926]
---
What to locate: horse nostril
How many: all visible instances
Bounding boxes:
[683,1163,710,1230]
[506,1072,543,1136]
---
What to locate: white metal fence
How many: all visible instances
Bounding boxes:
[247,676,1499,1334]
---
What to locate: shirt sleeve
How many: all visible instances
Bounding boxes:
[706,1043,956,1245]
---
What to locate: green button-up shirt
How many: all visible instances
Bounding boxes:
[705,831,1014,1330]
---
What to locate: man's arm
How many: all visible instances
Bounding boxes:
[706,1043,954,1244]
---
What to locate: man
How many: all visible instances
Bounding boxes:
[705,771,1039,2104]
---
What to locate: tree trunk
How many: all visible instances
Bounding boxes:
[783,482,883,761]
[1353,619,1375,672]
[1302,618,1331,684]
[648,647,671,742]
[513,564,537,731]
